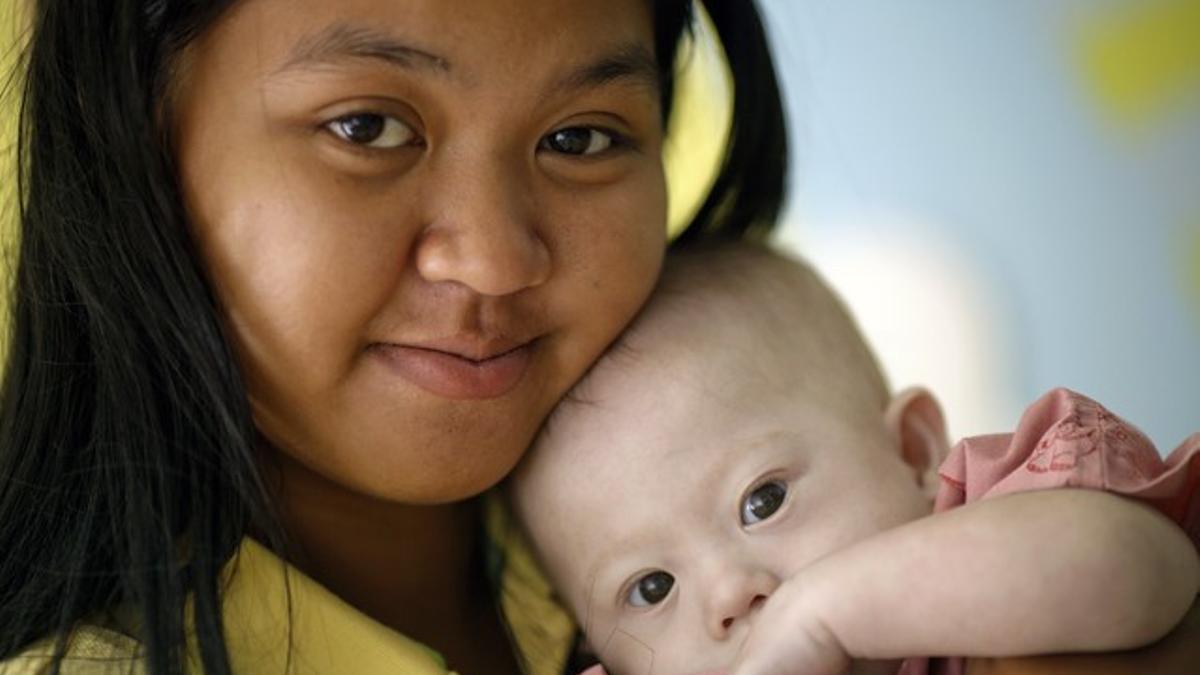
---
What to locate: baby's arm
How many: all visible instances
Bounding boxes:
[733,488,1200,675]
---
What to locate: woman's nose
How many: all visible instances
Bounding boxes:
[414,156,551,297]
[704,564,780,640]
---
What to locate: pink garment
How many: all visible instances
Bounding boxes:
[896,388,1200,675]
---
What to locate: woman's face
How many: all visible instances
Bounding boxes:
[174,0,667,504]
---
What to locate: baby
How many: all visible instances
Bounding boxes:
[510,243,1200,675]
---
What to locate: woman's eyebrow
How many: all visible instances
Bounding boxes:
[272,23,452,78]
[552,43,660,97]
[271,22,659,97]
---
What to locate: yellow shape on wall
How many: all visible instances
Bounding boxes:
[1,0,24,250]
[664,4,733,240]
[1,1,26,363]
[1076,0,1200,128]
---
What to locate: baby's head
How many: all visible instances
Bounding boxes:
[511,243,950,674]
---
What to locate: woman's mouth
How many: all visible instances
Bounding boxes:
[369,339,535,400]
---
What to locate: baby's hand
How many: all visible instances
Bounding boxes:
[730,574,850,675]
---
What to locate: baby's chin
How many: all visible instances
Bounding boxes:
[601,665,728,675]
[598,656,902,675]
[848,658,906,675]
[594,650,729,675]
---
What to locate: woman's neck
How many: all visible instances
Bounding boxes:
[261,447,520,672]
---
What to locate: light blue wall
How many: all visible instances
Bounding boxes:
[761,0,1200,449]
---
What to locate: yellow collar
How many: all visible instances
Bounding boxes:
[205,537,452,675]
[191,494,576,675]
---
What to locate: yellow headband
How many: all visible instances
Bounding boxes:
[663,2,734,240]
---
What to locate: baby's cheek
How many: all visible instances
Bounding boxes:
[856,493,929,546]
[595,622,725,675]
[596,630,657,675]
[578,605,671,675]
[780,520,886,576]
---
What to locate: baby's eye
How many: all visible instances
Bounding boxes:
[325,113,417,149]
[741,480,787,525]
[539,127,620,156]
[626,570,674,608]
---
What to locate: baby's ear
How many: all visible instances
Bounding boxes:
[883,387,950,496]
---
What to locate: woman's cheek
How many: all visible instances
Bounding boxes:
[191,164,388,398]
[562,161,666,297]
[547,165,666,374]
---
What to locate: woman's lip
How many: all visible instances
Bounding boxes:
[370,341,534,400]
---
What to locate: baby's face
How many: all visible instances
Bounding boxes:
[513,340,935,674]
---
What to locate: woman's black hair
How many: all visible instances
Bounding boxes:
[0,1,786,673]
[1,2,264,674]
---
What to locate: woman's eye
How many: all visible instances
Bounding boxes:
[325,113,416,149]
[540,127,618,156]
[626,570,674,608]
[741,480,787,525]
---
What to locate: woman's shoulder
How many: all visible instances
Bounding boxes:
[0,626,144,675]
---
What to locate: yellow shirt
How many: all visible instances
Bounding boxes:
[0,497,576,675]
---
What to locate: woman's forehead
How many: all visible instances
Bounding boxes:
[207,0,659,80]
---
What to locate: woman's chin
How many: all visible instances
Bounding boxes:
[343,439,528,505]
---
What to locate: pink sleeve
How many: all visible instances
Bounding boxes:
[934,388,1200,550]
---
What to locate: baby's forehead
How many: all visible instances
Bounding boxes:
[533,302,819,482]
[582,303,787,397]
[539,382,813,510]
[542,348,738,460]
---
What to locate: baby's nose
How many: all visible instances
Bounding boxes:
[705,566,780,640]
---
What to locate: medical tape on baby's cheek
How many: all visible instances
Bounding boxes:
[583,571,658,675]
[599,631,656,675]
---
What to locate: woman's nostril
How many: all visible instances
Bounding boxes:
[722,617,733,630]
[750,594,767,610]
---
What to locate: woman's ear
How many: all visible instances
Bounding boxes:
[883,387,950,496]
